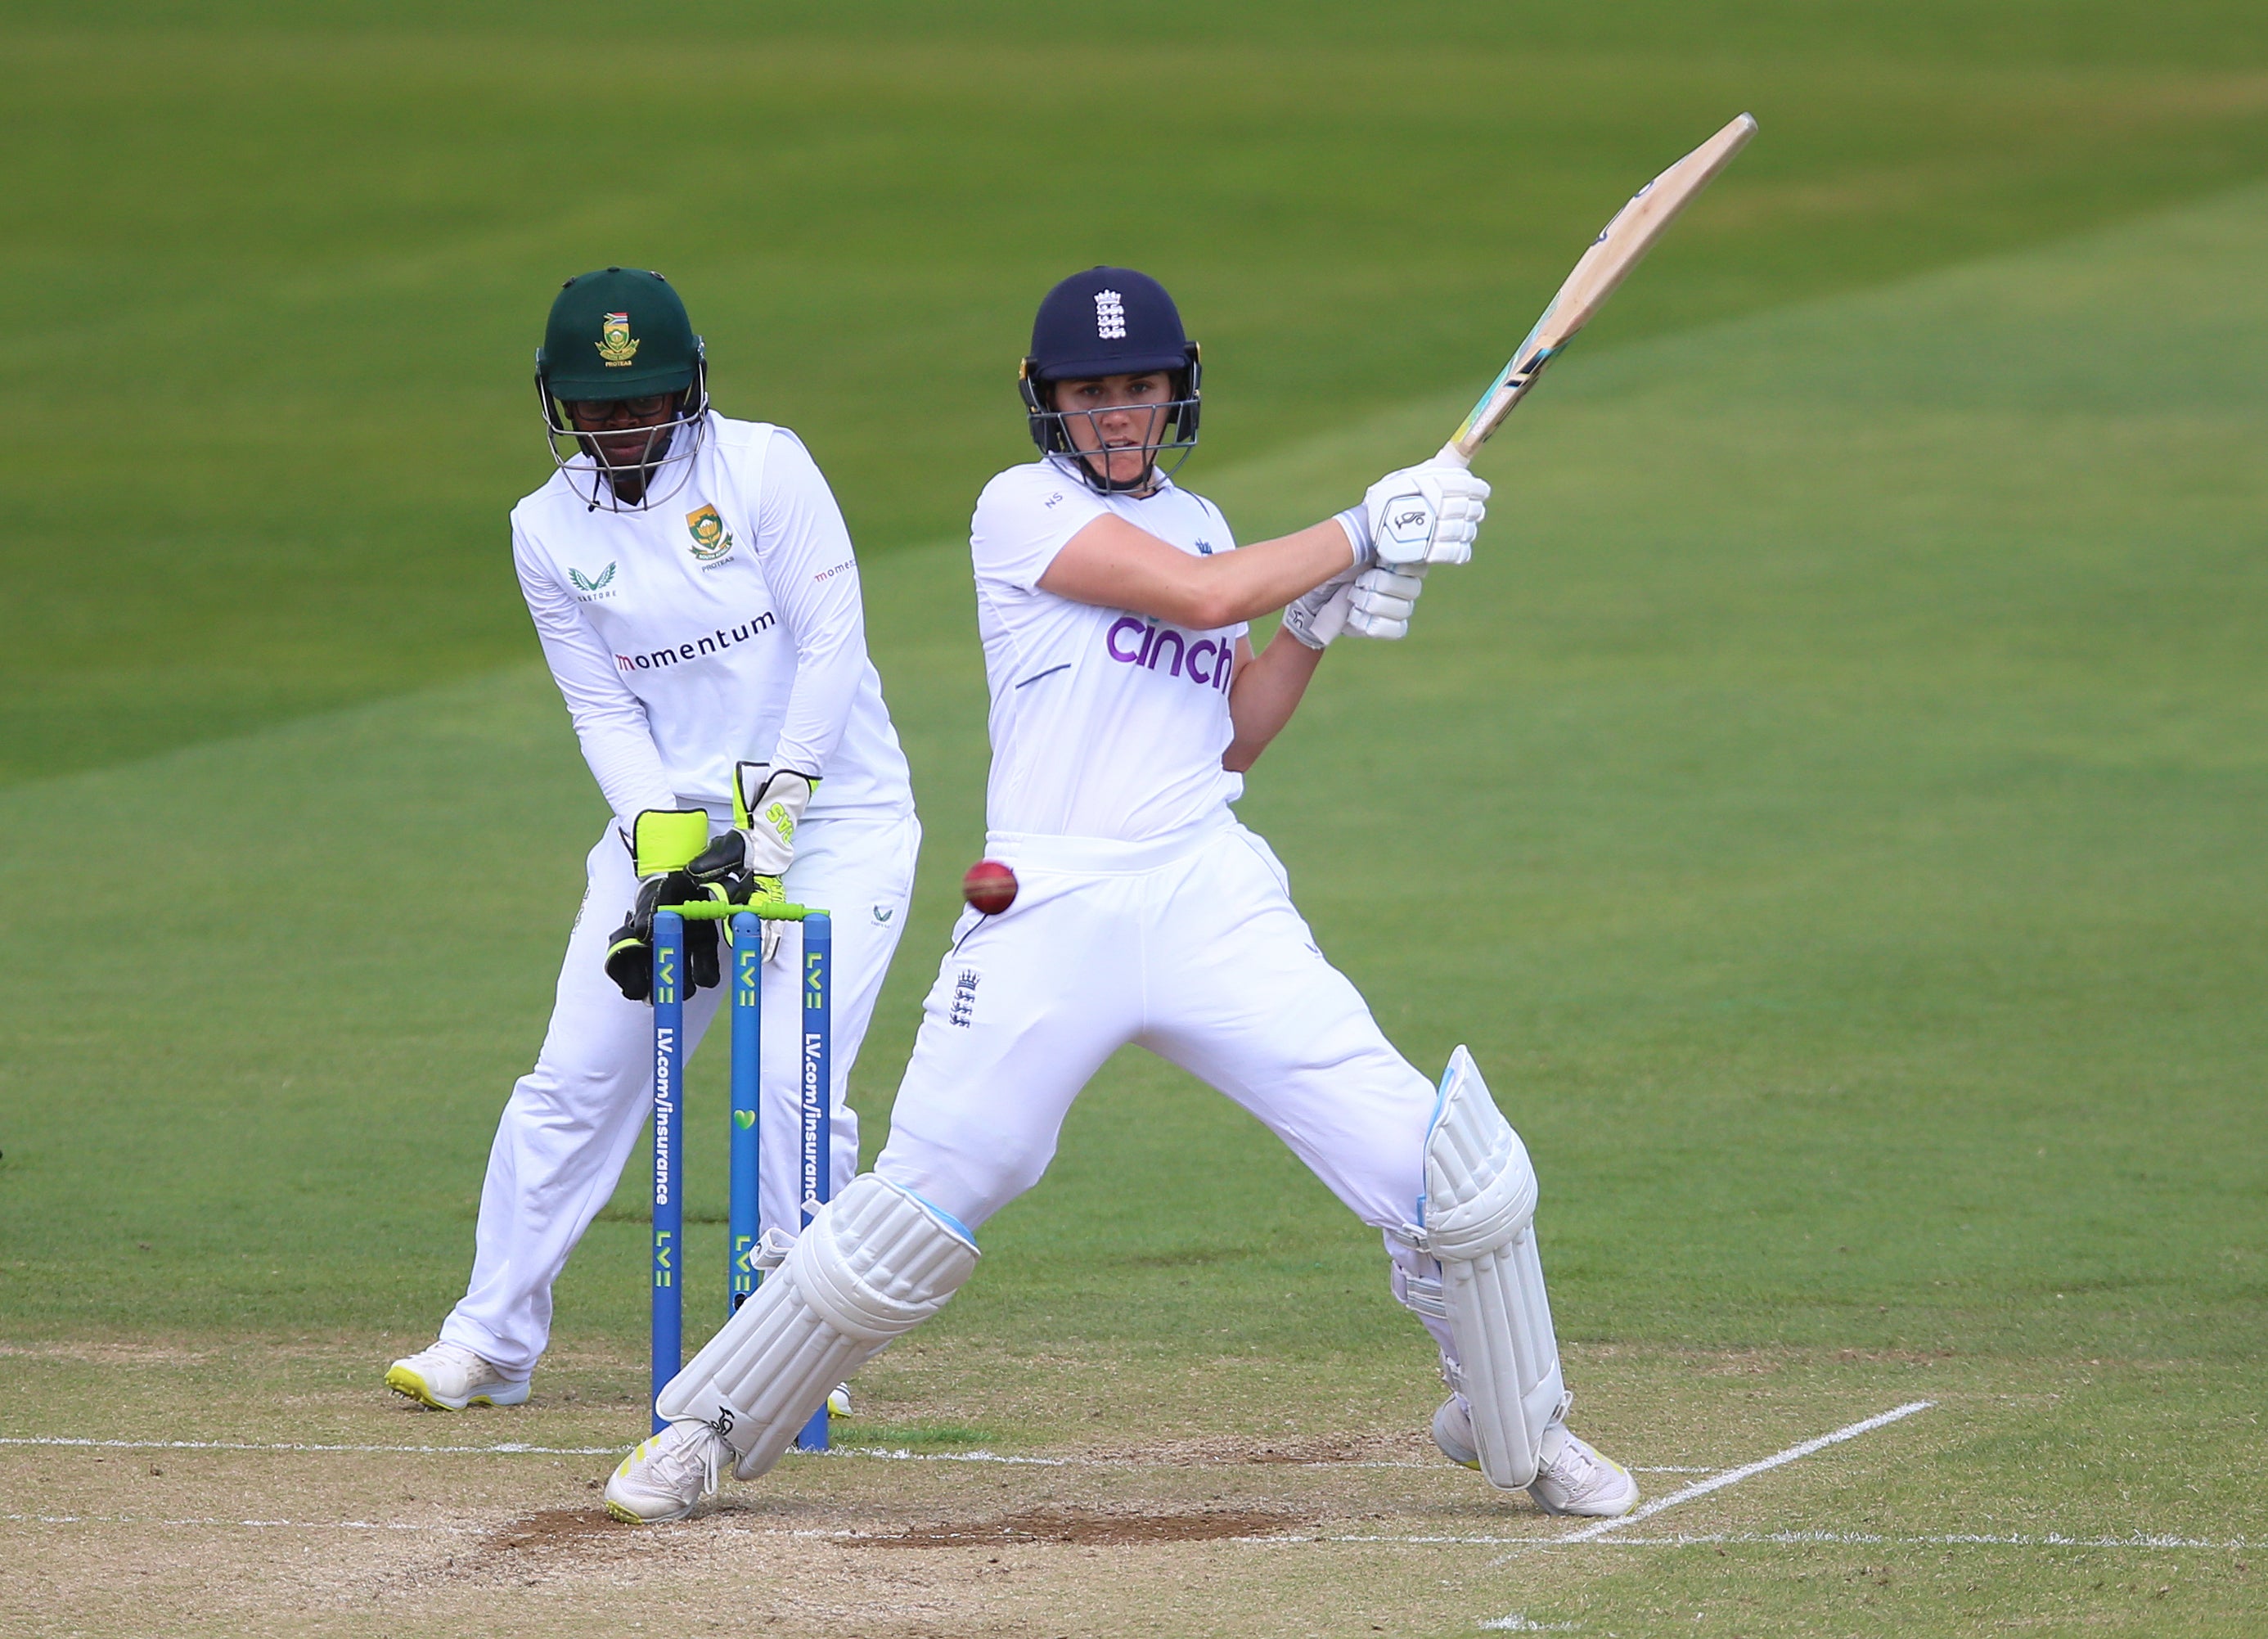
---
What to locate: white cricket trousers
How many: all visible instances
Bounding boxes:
[440,812,920,1377]
[875,815,1437,1237]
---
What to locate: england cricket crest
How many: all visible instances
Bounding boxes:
[685,503,735,563]
[596,311,640,367]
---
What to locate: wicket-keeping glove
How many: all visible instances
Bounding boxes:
[603,809,727,1002]
[718,861,792,964]
[687,763,813,963]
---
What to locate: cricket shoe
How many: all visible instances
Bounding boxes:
[384,1341,529,1412]
[1430,1394,1640,1519]
[828,1383,852,1418]
[605,1420,728,1524]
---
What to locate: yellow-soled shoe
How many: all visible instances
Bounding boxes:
[385,1341,530,1412]
[605,1421,727,1524]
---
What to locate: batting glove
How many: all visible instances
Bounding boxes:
[1281,562,1361,649]
[1344,565,1427,638]
[1359,462,1490,569]
[1283,565,1428,647]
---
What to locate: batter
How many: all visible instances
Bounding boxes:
[605,268,1636,1522]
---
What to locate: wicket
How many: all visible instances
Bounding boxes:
[648,901,833,1444]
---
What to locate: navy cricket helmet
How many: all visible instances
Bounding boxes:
[1019,267,1202,492]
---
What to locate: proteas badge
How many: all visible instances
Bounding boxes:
[685,504,734,562]
[596,312,640,367]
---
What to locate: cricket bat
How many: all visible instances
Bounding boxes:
[1437,112,1757,468]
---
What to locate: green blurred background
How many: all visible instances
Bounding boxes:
[0,2,2262,1390]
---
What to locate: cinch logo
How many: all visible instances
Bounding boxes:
[1105,616,1234,692]
[1095,289,1126,340]
[617,610,775,672]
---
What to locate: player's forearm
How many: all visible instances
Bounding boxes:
[768,620,864,779]
[755,430,871,779]
[519,565,679,819]
[1223,628,1324,772]
[1042,515,1355,630]
[1204,519,1365,626]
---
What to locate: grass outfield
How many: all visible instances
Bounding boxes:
[4,4,2267,1635]
[8,3,2268,780]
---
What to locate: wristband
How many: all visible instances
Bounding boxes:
[1334,507,1371,566]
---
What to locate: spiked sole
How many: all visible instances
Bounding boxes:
[604,1495,695,1524]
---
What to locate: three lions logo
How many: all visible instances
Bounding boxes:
[685,504,734,563]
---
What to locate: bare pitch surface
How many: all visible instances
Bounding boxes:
[2,1340,2257,1637]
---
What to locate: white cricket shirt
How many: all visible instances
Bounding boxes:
[511,415,911,828]
[970,457,1246,841]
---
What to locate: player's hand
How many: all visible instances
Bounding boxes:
[689,763,814,886]
[1343,566,1427,639]
[1284,565,1427,647]
[602,871,726,1001]
[1360,462,1489,569]
[1281,562,1359,649]
[721,870,790,965]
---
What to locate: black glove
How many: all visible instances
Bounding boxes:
[602,871,726,1002]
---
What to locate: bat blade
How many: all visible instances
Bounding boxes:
[1442,112,1757,465]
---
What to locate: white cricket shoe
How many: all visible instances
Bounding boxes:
[828,1383,853,1418]
[1528,1419,1640,1517]
[604,1420,728,1524]
[384,1341,529,1412]
[1430,1394,1640,1519]
[1431,1392,1485,1470]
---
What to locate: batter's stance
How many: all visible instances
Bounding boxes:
[386,268,917,1412]
[606,268,1636,1520]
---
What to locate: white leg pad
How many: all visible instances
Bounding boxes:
[1397,1046,1564,1490]
[656,1173,978,1479]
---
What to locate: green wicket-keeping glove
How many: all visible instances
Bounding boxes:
[686,763,815,963]
[603,809,728,1002]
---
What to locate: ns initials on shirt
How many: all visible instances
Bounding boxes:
[1105,616,1234,692]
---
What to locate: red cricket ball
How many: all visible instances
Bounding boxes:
[961,858,1019,916]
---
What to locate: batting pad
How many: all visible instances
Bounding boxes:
[1410,1046,1564,1490]
[656,1173,979,1479]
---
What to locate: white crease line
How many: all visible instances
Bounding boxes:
[1554,1400,1936,1547]
[0,1436,628,1457]
[1,1434,1705,1475]
[817,1446,1069,1466]
[1619,1530,2260,1550]
[11,1513,2246,1551]
[3,1512,482,1533]
[1245,1529,2257,1551]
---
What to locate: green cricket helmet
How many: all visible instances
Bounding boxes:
[535,267,711,510]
